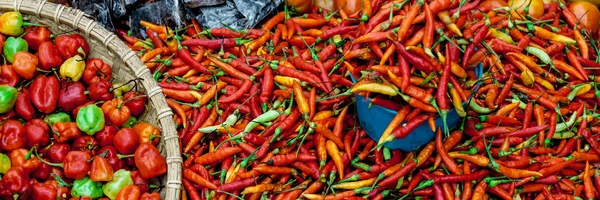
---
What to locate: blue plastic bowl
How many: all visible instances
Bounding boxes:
[352,64,483,152]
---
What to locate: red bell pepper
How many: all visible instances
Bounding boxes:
[24,119,50,149]
[58,81,89,112]
[43,143,70,163]
[96,126,118,147]
[30,75,59,114]
[0,166,30,199]
[39,150,91,179]
[31,182,57,199]
[0,64,19,87]
[88,81,114,101]
[113,128,140,154]
[123,91,147,117]
[22,26,51,51]
[12,52,38,79]
[134,143,167,179]
[0,120,26,151]
[37,41,63,70]
[83,58,112,85]
[14,90,34,120]
[54,33,90,59]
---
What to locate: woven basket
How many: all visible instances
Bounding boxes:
[0,0,182,199]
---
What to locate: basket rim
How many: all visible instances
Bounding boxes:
[0,0,182,199]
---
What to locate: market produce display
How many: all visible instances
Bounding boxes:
[0,11,167,200]
[119,0,600,199]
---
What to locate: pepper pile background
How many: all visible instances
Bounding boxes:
[0,11,167,200]
[118,0,600,199]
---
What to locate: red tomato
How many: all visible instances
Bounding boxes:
[569,1,600,31]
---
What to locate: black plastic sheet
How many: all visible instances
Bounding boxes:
[188,0,283,30]
[69,0,127,32]
[128,0,186,38]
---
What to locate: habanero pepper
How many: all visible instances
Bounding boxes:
[0,85,17,114]
[58,81,89,112]
[0,120,25,151]
[39,150,91,179]
[37,41,63,70]
[0,12,25,36]
[55,33,90,59]
[89,81,115,101]
[76,104,106,135]
[0,166,30,199]
[134,143,167,179]
[22,26,51,51]
[3,37,28,63]
[102,98,132,127]
[83,58,113,85]
[59,55,86,82]
[124,91,147,117]
[71,176,104,199]
[11,51,37,79]
[0,64,20,87]
[133,122,161,145]
[103,169,134,200]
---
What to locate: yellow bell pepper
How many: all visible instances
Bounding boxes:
[0,12,24,36]
[59,55,85,81]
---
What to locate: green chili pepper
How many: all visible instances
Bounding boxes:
[102,169,134,200]
[76,104,105,135]
[44,112,72,128]
[3,37,28,63]
[567,84,586,102]
[555,111,578,133]
[525,46,553,67]
[242,110,282,134]
[0,85,17,114]
[71,176,104,199]
[0,153,10,174]
[469,100,492,114]
[383,147,391,161]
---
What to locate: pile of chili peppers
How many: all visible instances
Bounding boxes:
[120,0,600,199]
[0,11,167,200]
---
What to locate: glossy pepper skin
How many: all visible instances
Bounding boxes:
[102,169,134,200]
[140,192,161,200]
[0,12,24,36]
[24,119,50,148]
[10,149,40,174]
[63,151,92,179]
[102,98,131,127]
[0,120,25,151]
[133,122,160,145]
[52,122,81,143]
[0,85,17,114]
[31,182,57,199]
[58,81,89,112]
[59,55,86,82]
[30,75,59,114]
[90,156,114,182]
[0,153,10,174]
[134,143,167,179]
[115,185,140,200]
[89,81,114,101]
[22,26,51,51]
[76,104,106,135]
[96,126,118,147]
[0,166,30,199]
[37,41,63,70]
[12,51,38,79]
[55,33,90,59]
[113,128,140,154]
[3,37,28,63]
[98,146,124,171]
[83,58,112,85]
[123,91,147,117]
[14,90,34,120]
[72,135,99,155]
[0,64,20,86]
[44,112,71,127]
[44,143,70,163]
[71,176,104,199]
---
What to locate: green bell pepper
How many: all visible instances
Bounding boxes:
[0,85,17,114]
[76,104,105,135]
[0,153,11,174]
[3,37,28,63]
[43,112,72,128]
[102,169,134,200]
[71,176,104,199]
